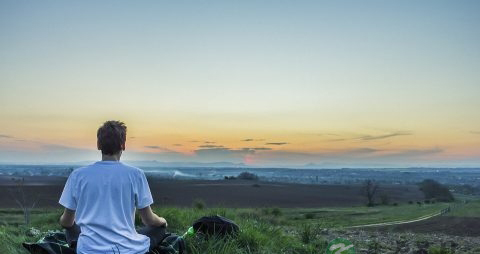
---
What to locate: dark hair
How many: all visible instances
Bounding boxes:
[97,120,127,155]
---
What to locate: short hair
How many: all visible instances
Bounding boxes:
[97,120,127,155]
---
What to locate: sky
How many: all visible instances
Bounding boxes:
[0,1,479,167]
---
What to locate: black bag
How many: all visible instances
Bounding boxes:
[192,215,239,237]
[150,233,186,254]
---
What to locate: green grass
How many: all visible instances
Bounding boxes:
[448,199,480,217]
[1,199,478,254]
[281,202,450,228]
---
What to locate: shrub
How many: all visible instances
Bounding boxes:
[193,199,206,210]
[368,240,381,253]
[304,213,315,219]
[312,237,329,252]
[428,246,453,254]
[300,224,314,244]
[271,208,282,217]
[237,172,259,180]
[261,208,271,215]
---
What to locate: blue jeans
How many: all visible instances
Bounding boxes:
[65,223,166,252]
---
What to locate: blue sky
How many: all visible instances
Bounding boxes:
[0,1,479,167]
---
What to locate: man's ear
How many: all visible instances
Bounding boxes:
[97,140,101,150]
[122,143,125,151]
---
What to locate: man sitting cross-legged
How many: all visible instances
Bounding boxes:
[59,120,167,254]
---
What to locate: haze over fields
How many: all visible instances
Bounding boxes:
[1,1,479,167]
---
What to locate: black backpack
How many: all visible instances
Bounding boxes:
[192,215,239,237]
[149,232,186,254]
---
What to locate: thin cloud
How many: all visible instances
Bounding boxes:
[327,138,347,142]
[144,145,176,153]
[317,133,340,137]
[470,131,480,135]
[196,147,229,152]
[204,141,216,144]
[198,145,224,148]
[194,147,255,157]
[173,144,182,146]
[345,148,380,154]
[327,131,412,142]
[358,131,412,141]
[0,134,13,138]
[389,147,443,157]
[265,142,289,145]
[145,145,162,149]
[242,147,272,151]
[242,138,265,142]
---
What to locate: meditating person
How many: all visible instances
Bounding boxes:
[58,120,167,254]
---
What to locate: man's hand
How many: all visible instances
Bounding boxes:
[59,208,76,228]
[158,217,168,228]
[138,206,167,227]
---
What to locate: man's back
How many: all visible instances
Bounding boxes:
[59,160,153,254]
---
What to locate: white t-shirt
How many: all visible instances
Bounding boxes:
[59,160,153,254]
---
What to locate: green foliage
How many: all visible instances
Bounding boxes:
[0,226,34,254]
[367,240,381,253]
[428,246,454,254]
[299,223,313,244]
[261,207,271,215]
[193,199,206,210]
[304,213,315,219]
[271,207,282,217]
[449,200,480,217]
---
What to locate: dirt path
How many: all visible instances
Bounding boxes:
[347,211,443,228]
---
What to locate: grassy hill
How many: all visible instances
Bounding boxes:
[1,198,479,254]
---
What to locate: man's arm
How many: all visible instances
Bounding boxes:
[137,206,167,227]
[59,208,76,228]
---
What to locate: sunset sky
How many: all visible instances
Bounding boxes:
[1,1,479,167]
